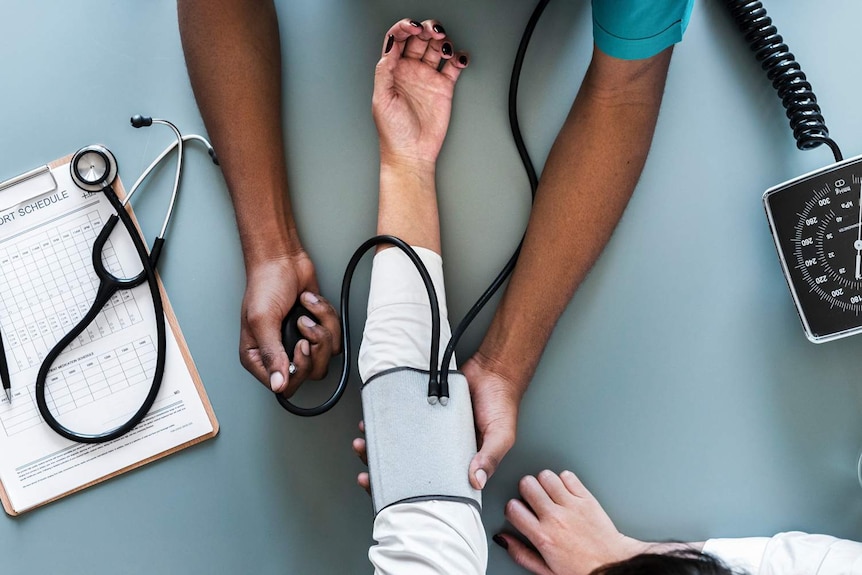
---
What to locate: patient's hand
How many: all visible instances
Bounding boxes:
[496,470,648,575]
[373,18,469,169]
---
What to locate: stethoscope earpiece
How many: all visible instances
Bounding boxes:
[130,114,153,128]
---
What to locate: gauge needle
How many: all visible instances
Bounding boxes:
[856,180,862,279]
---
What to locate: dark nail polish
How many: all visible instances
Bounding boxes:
[459,55,468,66]
[442,43,452,57]
[433,24,446,35]
[384,35,394,54]
[492,534,508,550]
[410,20,422,28]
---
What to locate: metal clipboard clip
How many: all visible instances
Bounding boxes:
[0,165,59,214]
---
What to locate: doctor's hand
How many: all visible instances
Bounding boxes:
[373,18,468,169]
[461,354,521,491]
[495,470,648,575]
[239,252,341,396]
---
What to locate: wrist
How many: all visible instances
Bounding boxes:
[379,153,437,180]
[475,323,540,396]
[241,224,304,268]
[379,157,437,201]
[243,249,316,298]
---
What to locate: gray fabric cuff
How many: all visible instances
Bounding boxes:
[361,367,481,515]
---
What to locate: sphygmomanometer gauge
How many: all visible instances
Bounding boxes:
[765,155,862,342]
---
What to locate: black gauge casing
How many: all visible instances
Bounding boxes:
[765,155,862,343]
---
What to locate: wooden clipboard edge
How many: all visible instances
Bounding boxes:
[0,155,219,516]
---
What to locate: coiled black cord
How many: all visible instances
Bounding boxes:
[725,0,842,162]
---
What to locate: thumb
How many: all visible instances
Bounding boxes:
[468,423,514,490]
[253,321,291,394]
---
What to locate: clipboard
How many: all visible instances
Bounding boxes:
[0,154,218,515]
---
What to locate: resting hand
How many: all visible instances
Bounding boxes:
[373,18,469,168]
[496,470,647,575]
[461,355,521,490]
[239,252,341,395]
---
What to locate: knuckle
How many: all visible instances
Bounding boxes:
[259,349,279,369]
[532,531,553,552]
[245,310,269,332]
[497,429,517,452]
[511,546,531,567]
[310,362,329,380]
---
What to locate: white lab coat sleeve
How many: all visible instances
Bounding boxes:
[358,246,487,575]
[358,246,457,380]
[704,532,862,575]
[370,500,486,575]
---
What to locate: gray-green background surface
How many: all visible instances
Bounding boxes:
[0,1,860,573]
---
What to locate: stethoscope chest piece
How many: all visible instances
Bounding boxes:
[71,144,118,192]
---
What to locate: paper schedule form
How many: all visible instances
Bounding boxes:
[0,159,217,515]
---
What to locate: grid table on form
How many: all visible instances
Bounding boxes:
[0,207,144,375]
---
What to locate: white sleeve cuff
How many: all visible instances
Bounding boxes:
[370,501,487,575]
[705,532,862,575]
[703,537,769,573]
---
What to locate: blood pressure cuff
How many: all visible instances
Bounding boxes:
[361,367,481,516]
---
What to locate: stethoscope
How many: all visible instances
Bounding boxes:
[34,115,217,443]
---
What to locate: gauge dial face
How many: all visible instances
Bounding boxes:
[765,155,862,342]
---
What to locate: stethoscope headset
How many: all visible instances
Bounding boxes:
[276,1,551,416]
[35,115,218,443]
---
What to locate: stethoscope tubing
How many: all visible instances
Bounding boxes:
[35,186,166,443]
[34,119,214,443]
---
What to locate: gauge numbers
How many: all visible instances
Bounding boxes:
[765,155,862,342]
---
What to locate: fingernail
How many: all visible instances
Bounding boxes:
[302,292,319,305]
[269,371,284,392]
[300,340,310,356]
[459,55,468,66]
[442,43,452,57]
[409,20,422,28]
[475,468,487,489]
[433,24,445,34]
[384,34,394,54]
[492,534,508,550]
[300,315,316,328]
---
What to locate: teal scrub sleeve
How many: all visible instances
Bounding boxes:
[592,0,694,60]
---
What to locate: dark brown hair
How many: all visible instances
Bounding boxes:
[590,548,744,575]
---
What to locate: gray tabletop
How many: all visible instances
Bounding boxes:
[0,1,860,574]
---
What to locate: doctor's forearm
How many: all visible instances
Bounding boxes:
[178,0,302,268]
[474,47,673,391]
